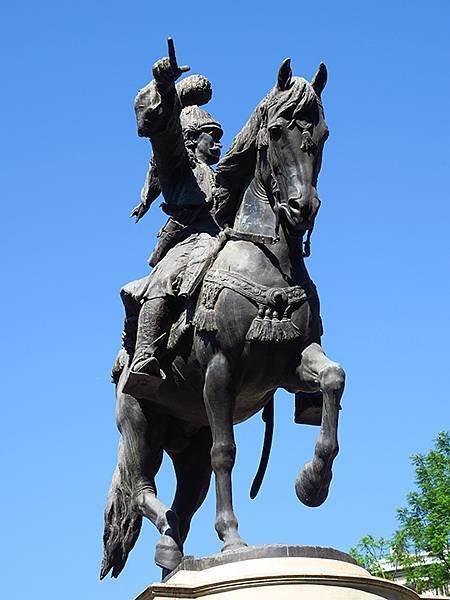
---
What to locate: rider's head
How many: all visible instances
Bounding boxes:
[181,106,223,165]
[177,75,223,165]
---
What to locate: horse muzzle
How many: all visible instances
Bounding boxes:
[278,194,321,233]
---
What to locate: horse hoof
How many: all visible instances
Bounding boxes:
[155,535,183,571]
[295,461,332,507]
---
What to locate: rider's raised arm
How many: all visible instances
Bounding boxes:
[134,79,188,184]
[134,39,191,184]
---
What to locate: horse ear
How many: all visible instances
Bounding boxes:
[277,58,292,91]
[311,62,327,96]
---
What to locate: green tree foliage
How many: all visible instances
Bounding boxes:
[350,432,450,594]
[349,535,394,579]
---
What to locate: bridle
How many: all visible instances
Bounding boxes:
[256,117,318,258]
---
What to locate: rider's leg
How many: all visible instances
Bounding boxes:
[111,281,144,383]
[295,342,345,507]
[131,297,171,378]
[128,237,196,378]
[120,282,141,354]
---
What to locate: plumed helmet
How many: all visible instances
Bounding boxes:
[176,74,212,108]
[176,74,223,138]
[179,105,223,138]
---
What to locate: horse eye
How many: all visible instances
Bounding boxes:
[269,125,282,141]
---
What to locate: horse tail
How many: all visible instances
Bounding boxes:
[100,452,142,579]
[250,397,274,499]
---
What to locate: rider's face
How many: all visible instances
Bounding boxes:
[195,128,222,165]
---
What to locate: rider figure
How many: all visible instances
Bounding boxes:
[119,40,224,383]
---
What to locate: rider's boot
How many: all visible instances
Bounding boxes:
[130,298,170,380]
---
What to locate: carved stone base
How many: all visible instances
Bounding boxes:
[135,545,420,599]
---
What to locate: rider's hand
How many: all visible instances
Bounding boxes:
[152,37,190,91]
[130,202,148,223]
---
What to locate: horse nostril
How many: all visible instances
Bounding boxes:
[288,197,311,221]
[288,197,302,212]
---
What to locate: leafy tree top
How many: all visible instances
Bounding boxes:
[350,431,450,595]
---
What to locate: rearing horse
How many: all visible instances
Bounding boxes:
[101,58,345,580]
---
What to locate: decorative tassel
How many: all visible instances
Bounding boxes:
[246,317,273,342]
[193,280,221,332]
[193,306,218,332]
[246,316,301,343]
[273,318,301,341]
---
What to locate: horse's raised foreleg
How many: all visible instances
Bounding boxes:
[295,342,345,507]
[204,353,247,552]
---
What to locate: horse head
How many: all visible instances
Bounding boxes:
[257,59,329,238]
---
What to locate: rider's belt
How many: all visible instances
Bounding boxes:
[194,269,312,343]
[224,227,279,246]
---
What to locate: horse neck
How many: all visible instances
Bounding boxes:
[232,164,307,283]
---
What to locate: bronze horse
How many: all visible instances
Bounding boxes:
[101,59,345,579]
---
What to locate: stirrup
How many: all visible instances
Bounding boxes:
[123,352,166,397]
[131,354,164,378]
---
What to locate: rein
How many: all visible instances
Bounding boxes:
[269,165,315,258]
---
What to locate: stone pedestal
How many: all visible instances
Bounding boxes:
[136,545,420,600]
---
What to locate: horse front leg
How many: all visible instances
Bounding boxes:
[295,342,345,507]
[204,353,247,552]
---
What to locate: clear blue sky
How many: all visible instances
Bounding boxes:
[1,1,449,598]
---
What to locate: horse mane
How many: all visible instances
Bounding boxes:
[214,96,267,226]
[214,77,320,226]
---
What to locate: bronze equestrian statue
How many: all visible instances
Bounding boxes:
[101,38,345,581]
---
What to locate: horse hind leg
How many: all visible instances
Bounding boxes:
[101,376,181,578]
[160,427,213,579]
[123,416,183,572]
[170,427,212,545]
[295,342,345,507]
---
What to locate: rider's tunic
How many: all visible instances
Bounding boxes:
[124,80,220,303]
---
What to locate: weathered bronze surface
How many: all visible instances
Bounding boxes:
[101,38,345,580]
